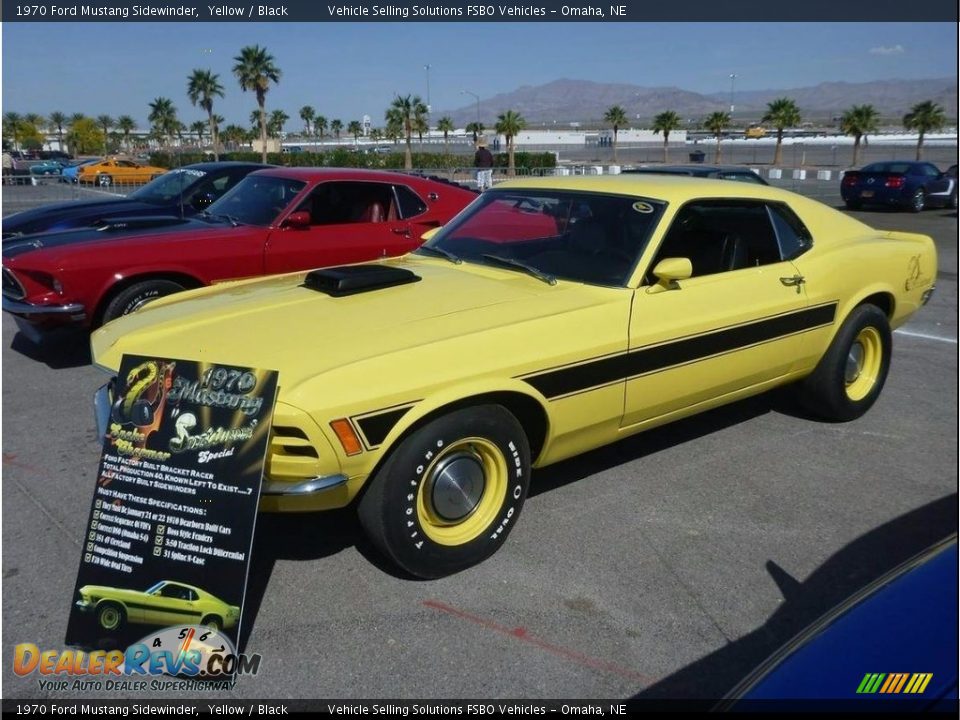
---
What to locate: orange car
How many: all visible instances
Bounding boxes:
[78,158,167,187]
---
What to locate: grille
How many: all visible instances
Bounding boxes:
[268,425,323,481]
[2,268,25,300]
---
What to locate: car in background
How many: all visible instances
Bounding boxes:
[38,150,72,161]
[90,176,936,578]
[623,164,768,185]
[77,157,169,186]
[3,162,268,238]
[841,161,954,212]
[28,159,66,176]
[76,580,240,632]
[3,168,477,341]
[60,157,103,184]
[720,535,957,708]
[925,164,958,210]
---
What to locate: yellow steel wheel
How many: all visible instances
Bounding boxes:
[415,437,508,547]
[844,326,883,401]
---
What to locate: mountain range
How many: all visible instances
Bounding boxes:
[441,78,958,125]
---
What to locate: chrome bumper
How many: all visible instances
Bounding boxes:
[260,474,348,496]
[2,295,85,317]
[922,285,936,306]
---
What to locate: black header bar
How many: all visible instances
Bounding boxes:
[2,0,957,23]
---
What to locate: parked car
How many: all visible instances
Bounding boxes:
[720,535,957,707]
[38,150,72,161]
[841,161,955,212]
[75,580,239,632]
[925,164,958,210]
[90,176,937,578]
[3,162,268,238]
[60,157,103,184]
[77,157,169,186]
[3,168,477,342]
[623,164,768,185]
[27,160,66,176]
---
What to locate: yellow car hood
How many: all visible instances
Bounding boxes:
[92,257,625,399]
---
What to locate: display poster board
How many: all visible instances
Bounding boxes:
[65,355,278,668]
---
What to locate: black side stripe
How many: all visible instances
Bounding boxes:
[121,602,203,618]
[355,406,413,448]
[522,302,838,400]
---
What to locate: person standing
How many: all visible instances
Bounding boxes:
[474,136,494,191]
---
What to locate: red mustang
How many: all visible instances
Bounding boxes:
[2,168,477,342]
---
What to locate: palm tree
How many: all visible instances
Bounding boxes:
[387,95,427,170]
[96,115,113,152]
[603,105,628,163]
[314,115,327,141]
[348,120,363,144]
[147,98,178,148]
[116,115,136,152]
[840,105,879,167]
[211,114,224,153]
[385,110,403,146]
[233,45,281,163]
[704,111,730,163]
[762,97,801,166]
[268,109,289,138]
[330,119,343,142]
[495,109,526,177]
[49,111,68,153]
[370,128,383,143]
[437,116,454,155]
[903,100,946,161]
[465,121,484,143]
[299,106,315,138]
[652,110,682,163]
[25,113,46,134]
[190,121,207,145]
[4,112,23,150]
[187,68,225,160]
[221,124,247,151]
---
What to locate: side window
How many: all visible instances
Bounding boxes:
[395,185,427,219]
[650,201,783,280]
[767,203,812,260]
[296,182,395,225]
[923,164,941,177]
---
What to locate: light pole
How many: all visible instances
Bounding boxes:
[461,89,480,140]
[729,73,737,115]
[424,64,432,126]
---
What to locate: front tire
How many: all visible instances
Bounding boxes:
[799,304,891,421]
[97,602,126,632]
[358,405,531,579]
[97,174,113,187]
[101,279,185,324]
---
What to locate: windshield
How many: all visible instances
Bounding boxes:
[206,175,307,226]
[130,168,204,204]
[417,189,665,287]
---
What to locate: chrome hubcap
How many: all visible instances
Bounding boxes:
[846,342,865,384]
[428,451,486,522]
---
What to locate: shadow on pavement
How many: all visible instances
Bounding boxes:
[9,329,90,369]
[633,493,958,699]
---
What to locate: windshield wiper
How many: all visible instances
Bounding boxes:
[416,245,462,264]
[201,211,240,227]
[481,254,557,286]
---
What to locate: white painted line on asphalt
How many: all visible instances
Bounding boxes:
[894,328,958,344]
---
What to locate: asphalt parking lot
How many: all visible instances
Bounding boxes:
[1,184,957,701]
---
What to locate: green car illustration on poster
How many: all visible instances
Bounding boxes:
[75,580,240,632]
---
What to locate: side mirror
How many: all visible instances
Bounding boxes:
[191,192,216,211]
[651,257,692,289]
[420,226,442,242]
[282,211,311,229]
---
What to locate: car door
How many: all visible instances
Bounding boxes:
[152,583,200,626]
[263,180,424,275]
[622,199,816,428]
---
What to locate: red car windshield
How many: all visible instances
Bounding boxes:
[205,175,307,226]
[418,189,665,287]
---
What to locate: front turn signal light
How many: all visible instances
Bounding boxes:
[330,418,363,456]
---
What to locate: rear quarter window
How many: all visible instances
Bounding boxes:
[396,186,427,218]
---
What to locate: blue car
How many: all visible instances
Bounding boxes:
[59,158,102,184]
[841,161,955,212]
[3,161,269,239]
[720,536,958,710]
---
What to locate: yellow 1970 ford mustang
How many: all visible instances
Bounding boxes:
[76,580,240,631]
[91,176,937,578]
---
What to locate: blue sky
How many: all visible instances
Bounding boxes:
[2,22,955,128]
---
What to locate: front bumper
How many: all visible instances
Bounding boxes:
[3,296,87,343]
[75,600,94,613]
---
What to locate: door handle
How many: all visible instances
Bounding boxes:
[780,274,806,293]
[392,226,411,237]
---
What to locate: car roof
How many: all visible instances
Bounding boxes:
[626,164,760,174]
[176,161,274,172]
[249,167,437,183]
[494,174,792,203]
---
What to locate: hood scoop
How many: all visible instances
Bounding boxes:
[302,264,421,297]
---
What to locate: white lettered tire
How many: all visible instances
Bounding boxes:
[358,404,531,578]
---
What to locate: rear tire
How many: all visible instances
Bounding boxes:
[358,405,531,579]
[909,188,925,213]
[798,304,891,422]
[101,279,185,324]
[201,615,222,632]
[98,174,113,187]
